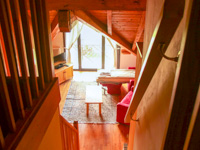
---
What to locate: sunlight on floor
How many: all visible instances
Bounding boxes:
[73,71,98,82]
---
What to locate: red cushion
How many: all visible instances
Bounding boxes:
[128,67,136,69]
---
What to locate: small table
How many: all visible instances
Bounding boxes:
[85,85,102,115]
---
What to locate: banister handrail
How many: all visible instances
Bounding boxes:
[60,116,78,133]
[124,0,185,122]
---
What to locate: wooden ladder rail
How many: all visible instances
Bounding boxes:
[60,115,80,150]
[124,0,185,122]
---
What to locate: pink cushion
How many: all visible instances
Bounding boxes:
[128,79,134,91]
[120,91,133,104]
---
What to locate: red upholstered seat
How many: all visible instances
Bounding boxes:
[101,83,122,94]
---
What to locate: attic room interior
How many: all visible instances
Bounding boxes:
[0,0,199,150]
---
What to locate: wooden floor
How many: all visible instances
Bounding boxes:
[79,124,129,150]
[59,71,130,150]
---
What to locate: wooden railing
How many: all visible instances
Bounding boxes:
[60,116,80,150]
[0,0,55,149]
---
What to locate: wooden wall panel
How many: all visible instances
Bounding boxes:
[15,79,60,150]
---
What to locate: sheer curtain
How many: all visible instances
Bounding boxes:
[106,37,117,69]
[65,21,83,63]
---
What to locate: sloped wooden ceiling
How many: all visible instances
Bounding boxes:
[46,0,146,54]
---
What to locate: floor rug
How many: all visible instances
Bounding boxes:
[62,81,120,123]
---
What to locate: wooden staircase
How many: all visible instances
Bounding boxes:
[60,116,80,150]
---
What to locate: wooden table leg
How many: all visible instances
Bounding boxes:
[99,103,101,115]
[86,104,89,115]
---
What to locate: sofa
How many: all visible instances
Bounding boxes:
[116,80,134,124]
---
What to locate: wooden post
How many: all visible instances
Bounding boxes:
[40,0,54,79]
[117,45,121,69]
[34,0,53,83]
[18,0,39,98]
[86,104,89,115]
[0,25,10,76]
[73,121,79,150]
[0,126,5,150]
[29,0,45,90]
[0,47,16,132]
[102,36,105,69]
[99,104,101,115]
[78,35,82,70]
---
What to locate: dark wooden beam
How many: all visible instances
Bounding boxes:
[132,11,145,51]
[73,10,134,54]
[107,10,112,35]
[46,0,146,11]
[51,11,77,40]
[125,0,185,122]
[58,10,71,32]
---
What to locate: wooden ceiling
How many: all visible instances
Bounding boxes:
[46,0,147,54]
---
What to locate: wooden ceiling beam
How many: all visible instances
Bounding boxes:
[132,11,145,51]
[73,10,134,54]
[51,13,60,40]
[107,10,112,35]
[46,0,146,11]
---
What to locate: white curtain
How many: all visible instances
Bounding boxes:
[65,21,83,63]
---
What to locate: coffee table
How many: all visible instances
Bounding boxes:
[85,85,102,115]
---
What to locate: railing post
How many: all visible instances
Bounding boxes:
[9,0,33,107]
[29,0,45,90]
[73,121,79,150]
[18,0,40,98]
[0,47,16,132]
